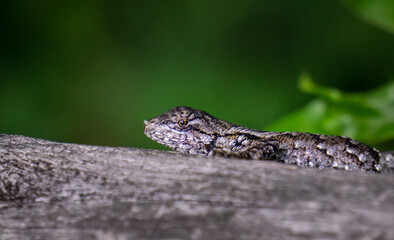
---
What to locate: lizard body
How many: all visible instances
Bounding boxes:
[144,106,382,172]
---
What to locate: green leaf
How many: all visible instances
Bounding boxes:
[341,0,394,34]
[266,74,394,147]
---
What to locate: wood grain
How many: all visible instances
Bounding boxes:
[0,134,393,240]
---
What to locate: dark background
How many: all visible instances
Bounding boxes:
[1,0,393,150]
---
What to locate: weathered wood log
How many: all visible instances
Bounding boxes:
[0,134,393,240]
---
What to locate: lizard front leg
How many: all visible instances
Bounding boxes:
[212,135,280,160]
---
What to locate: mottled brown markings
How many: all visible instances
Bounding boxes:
[144,106,382,172]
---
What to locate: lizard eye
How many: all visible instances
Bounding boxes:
[178,119,188,127]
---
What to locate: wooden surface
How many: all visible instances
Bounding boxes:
[0,134,393,240]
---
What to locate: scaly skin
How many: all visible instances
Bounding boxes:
[144,106,382,172]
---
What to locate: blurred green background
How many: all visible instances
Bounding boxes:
[1,0,393,150]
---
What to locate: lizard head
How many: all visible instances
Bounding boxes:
[144,106,230,155]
